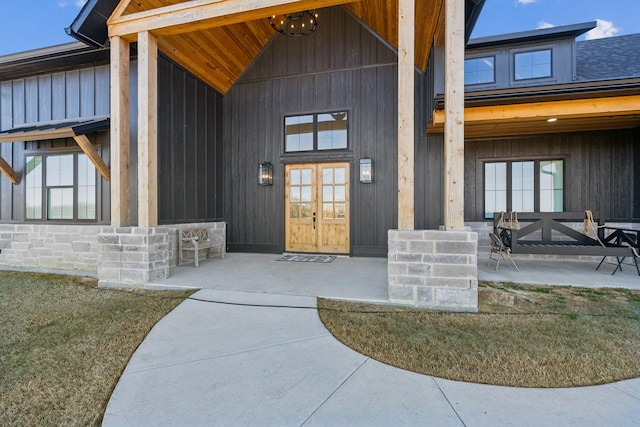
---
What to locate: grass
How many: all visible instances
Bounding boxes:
[0,271,194,426]
[318,282,640,388]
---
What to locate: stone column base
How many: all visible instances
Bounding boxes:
[98,227,170,288]
[388,230,478,312]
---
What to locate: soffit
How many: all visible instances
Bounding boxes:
[111,0,446,93]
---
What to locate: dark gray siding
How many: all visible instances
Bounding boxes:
[224,6,403,256]
[157,54,224,224]
[0,65,110,223]
[464,129,638,222]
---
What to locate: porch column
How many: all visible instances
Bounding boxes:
[397,0,415,230]
[137,31,159,227]
[109,36,131,226]
[443,0,465,230]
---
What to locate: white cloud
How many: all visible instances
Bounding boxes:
[517,0,538,4]
[537,21,555,29]
[585,19,621,40]
[57,0,86,7]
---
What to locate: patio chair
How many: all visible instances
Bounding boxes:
[488,232,520,272]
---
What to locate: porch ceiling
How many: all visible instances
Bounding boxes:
[108,0,445,94]
[428,94,640,139]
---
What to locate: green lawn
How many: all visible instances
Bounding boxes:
[0,271,193,426]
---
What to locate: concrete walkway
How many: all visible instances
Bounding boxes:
[103,254,640,426]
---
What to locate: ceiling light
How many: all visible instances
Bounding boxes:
[547,118,558,122]
[269,11,318,37]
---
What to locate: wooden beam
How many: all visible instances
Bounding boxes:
[108,0,361,39]
[137,31,158,228]
[108,0,133,23]
[72,135,111,181]
[110,36,131,226]
[432,94,640,127]
[0,156,19,185]
[443,0,465,231]
[0,128,75,143]
[397,0,415,230]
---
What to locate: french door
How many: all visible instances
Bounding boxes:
[285,163,350,254]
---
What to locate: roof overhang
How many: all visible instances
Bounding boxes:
[0,118,111,183]
[467,21,597,50]
[65,0,485,94]
[428,85,640,138]
[0,117,110,143]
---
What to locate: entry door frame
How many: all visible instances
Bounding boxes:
[284,162,351,254]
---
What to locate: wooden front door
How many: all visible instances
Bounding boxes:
[285,163,350,254]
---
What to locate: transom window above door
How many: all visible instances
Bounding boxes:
[284,111,348,152]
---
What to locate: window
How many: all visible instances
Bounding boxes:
[464,56,495,85]
[25,152,97,221]
[514,49,552,80]
[285,111,348,152]
[484,159,563,218]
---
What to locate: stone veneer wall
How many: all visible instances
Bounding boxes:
[98,222,226,288]
[0,222,225,286]
[388,230,478,312]
[0,224,101,276]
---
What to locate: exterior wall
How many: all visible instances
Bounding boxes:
[224,6,408,256]
[0,224,100,275]
[464,129,637,222]
[0,64,111,223]
[433,37,577,94]
[157,54,225,224]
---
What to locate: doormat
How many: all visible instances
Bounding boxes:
[276,254,336,263]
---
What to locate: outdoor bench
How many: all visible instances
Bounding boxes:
[178,227,225,267]
[492,211,639,275]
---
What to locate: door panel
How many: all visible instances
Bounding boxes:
[285,163,350,254]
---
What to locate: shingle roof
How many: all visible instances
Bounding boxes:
[576,34,640,80]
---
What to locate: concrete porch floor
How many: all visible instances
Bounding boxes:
[149,251,640,299]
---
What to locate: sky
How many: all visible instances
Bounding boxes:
[0,0,639,56]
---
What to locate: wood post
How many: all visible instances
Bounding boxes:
[137,31,158,228]
[443,0,465,230]
[397,0,415,230]
[110,36,131,226]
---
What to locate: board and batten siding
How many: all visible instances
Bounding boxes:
[0,65,111,223]
[157,54,225,225]
[223,6,424,256]
[464,129,638,222]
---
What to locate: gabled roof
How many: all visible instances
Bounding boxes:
[577,34,640,80]
[467,21,596,49]
[65,0,485,94]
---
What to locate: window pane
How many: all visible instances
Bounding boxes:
[334,167,346,184]
[512,161,534,212]
[464,57,495,85]
[48,188,73,219]
[290,170,300,185]
[46,154,73,186]
[290,187,300,202]
[25,156,43,219]
[301,186,312,202]
[323,185,334,202]
[485,163,507,218]
[323,168,334,185]
[540,160,563,212]
[515,50,551,80]
[334,186,345,202]
[285,115,313,152]
[317,112,348,150]
[323,203,334,219]
[301,169,312,185]
[77,154,96,220]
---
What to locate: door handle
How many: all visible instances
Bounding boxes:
[312,212,317,229]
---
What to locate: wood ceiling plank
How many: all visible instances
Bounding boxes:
[431,95,640,126]
[109,0,362,38]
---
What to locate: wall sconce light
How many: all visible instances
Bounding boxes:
[359,158,373,183]
[259,161,273,186]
